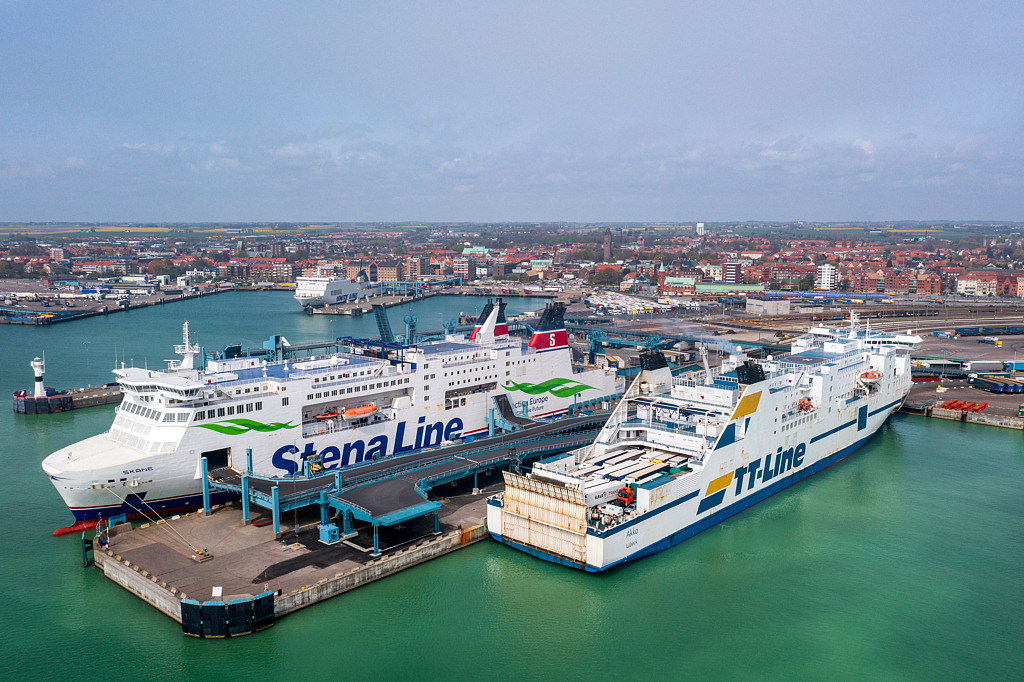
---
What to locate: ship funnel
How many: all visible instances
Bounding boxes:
[469,299,495,341]
[638,351,672,392]
[493,299,509,338]
[527,303,568,352]
[473,298,509,344]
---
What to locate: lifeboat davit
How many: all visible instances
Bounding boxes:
[859,370,883,384]
[342,404,377,420]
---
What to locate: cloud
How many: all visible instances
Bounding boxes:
[122,142,176,155]
[853,139,875,156]
[209,140,231,156]
[0,159,55,179]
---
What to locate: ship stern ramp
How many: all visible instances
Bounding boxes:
[495,471,588,568]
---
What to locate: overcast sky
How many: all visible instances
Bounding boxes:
[2,1,1022,223]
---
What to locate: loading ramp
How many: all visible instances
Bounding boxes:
[206,412,610,553]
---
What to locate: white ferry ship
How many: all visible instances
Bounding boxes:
[294,275,377,307]
[807,312,922,351]
[487,320,913,571]
[41,300,623,530]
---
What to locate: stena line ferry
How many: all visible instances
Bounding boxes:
[42,299,623,533]
[487,320,913,571]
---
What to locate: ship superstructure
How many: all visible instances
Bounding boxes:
[294,272,377,307]
[487,320,913,571]
[807,312,922,351]
[42,301,623,525]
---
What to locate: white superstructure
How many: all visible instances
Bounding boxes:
[487,318,913,571]
[806,312,922,352]
[294,275,377,307]
[42,300,623,525]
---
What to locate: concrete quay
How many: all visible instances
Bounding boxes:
[901,377,1024,430]
[309,292,436,316]
[92,479,498,631]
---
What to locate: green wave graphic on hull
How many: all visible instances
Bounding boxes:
[503,377,596,398]
[193,418,297,436]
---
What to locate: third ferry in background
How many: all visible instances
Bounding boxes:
[294,273,377,307]
[488,317,913,571]
[42,300,623,532]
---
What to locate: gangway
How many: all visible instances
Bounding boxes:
[372,304,395,343]
[205,411,609,554]
[489,394,535,434]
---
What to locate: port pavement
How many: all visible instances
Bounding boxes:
[94,478,499,625]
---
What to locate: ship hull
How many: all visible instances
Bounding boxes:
[66,490,238,522]
[41,302,622,528]
[489,395,906,571]
[44,364,621,524]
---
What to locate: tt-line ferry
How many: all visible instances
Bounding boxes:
[42,300,623,534]
[487,319,913,571]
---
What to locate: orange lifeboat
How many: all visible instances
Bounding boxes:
[341,404,377,420]
[859,370,883,384]
[797,398,814,411]
[314,409,337,421]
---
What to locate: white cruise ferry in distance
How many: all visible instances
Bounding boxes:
[807,312,923,351]
[41,300,623,533]
[294,272,377,307]
[487,317,913,571]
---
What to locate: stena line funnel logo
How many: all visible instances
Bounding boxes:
[529,302,569,351]
[528,329,568,351]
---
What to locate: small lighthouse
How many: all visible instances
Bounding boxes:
[31,357,46,398]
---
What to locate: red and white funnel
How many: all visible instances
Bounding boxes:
[527,303,569,352]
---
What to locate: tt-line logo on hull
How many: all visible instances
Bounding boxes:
[271,416,464,474]
[698,443,807,514]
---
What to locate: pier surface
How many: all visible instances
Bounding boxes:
[94,479,498,625]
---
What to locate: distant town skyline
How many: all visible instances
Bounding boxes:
[2,2,1022,223]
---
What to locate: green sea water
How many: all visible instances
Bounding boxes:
[1,292,1022,680]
